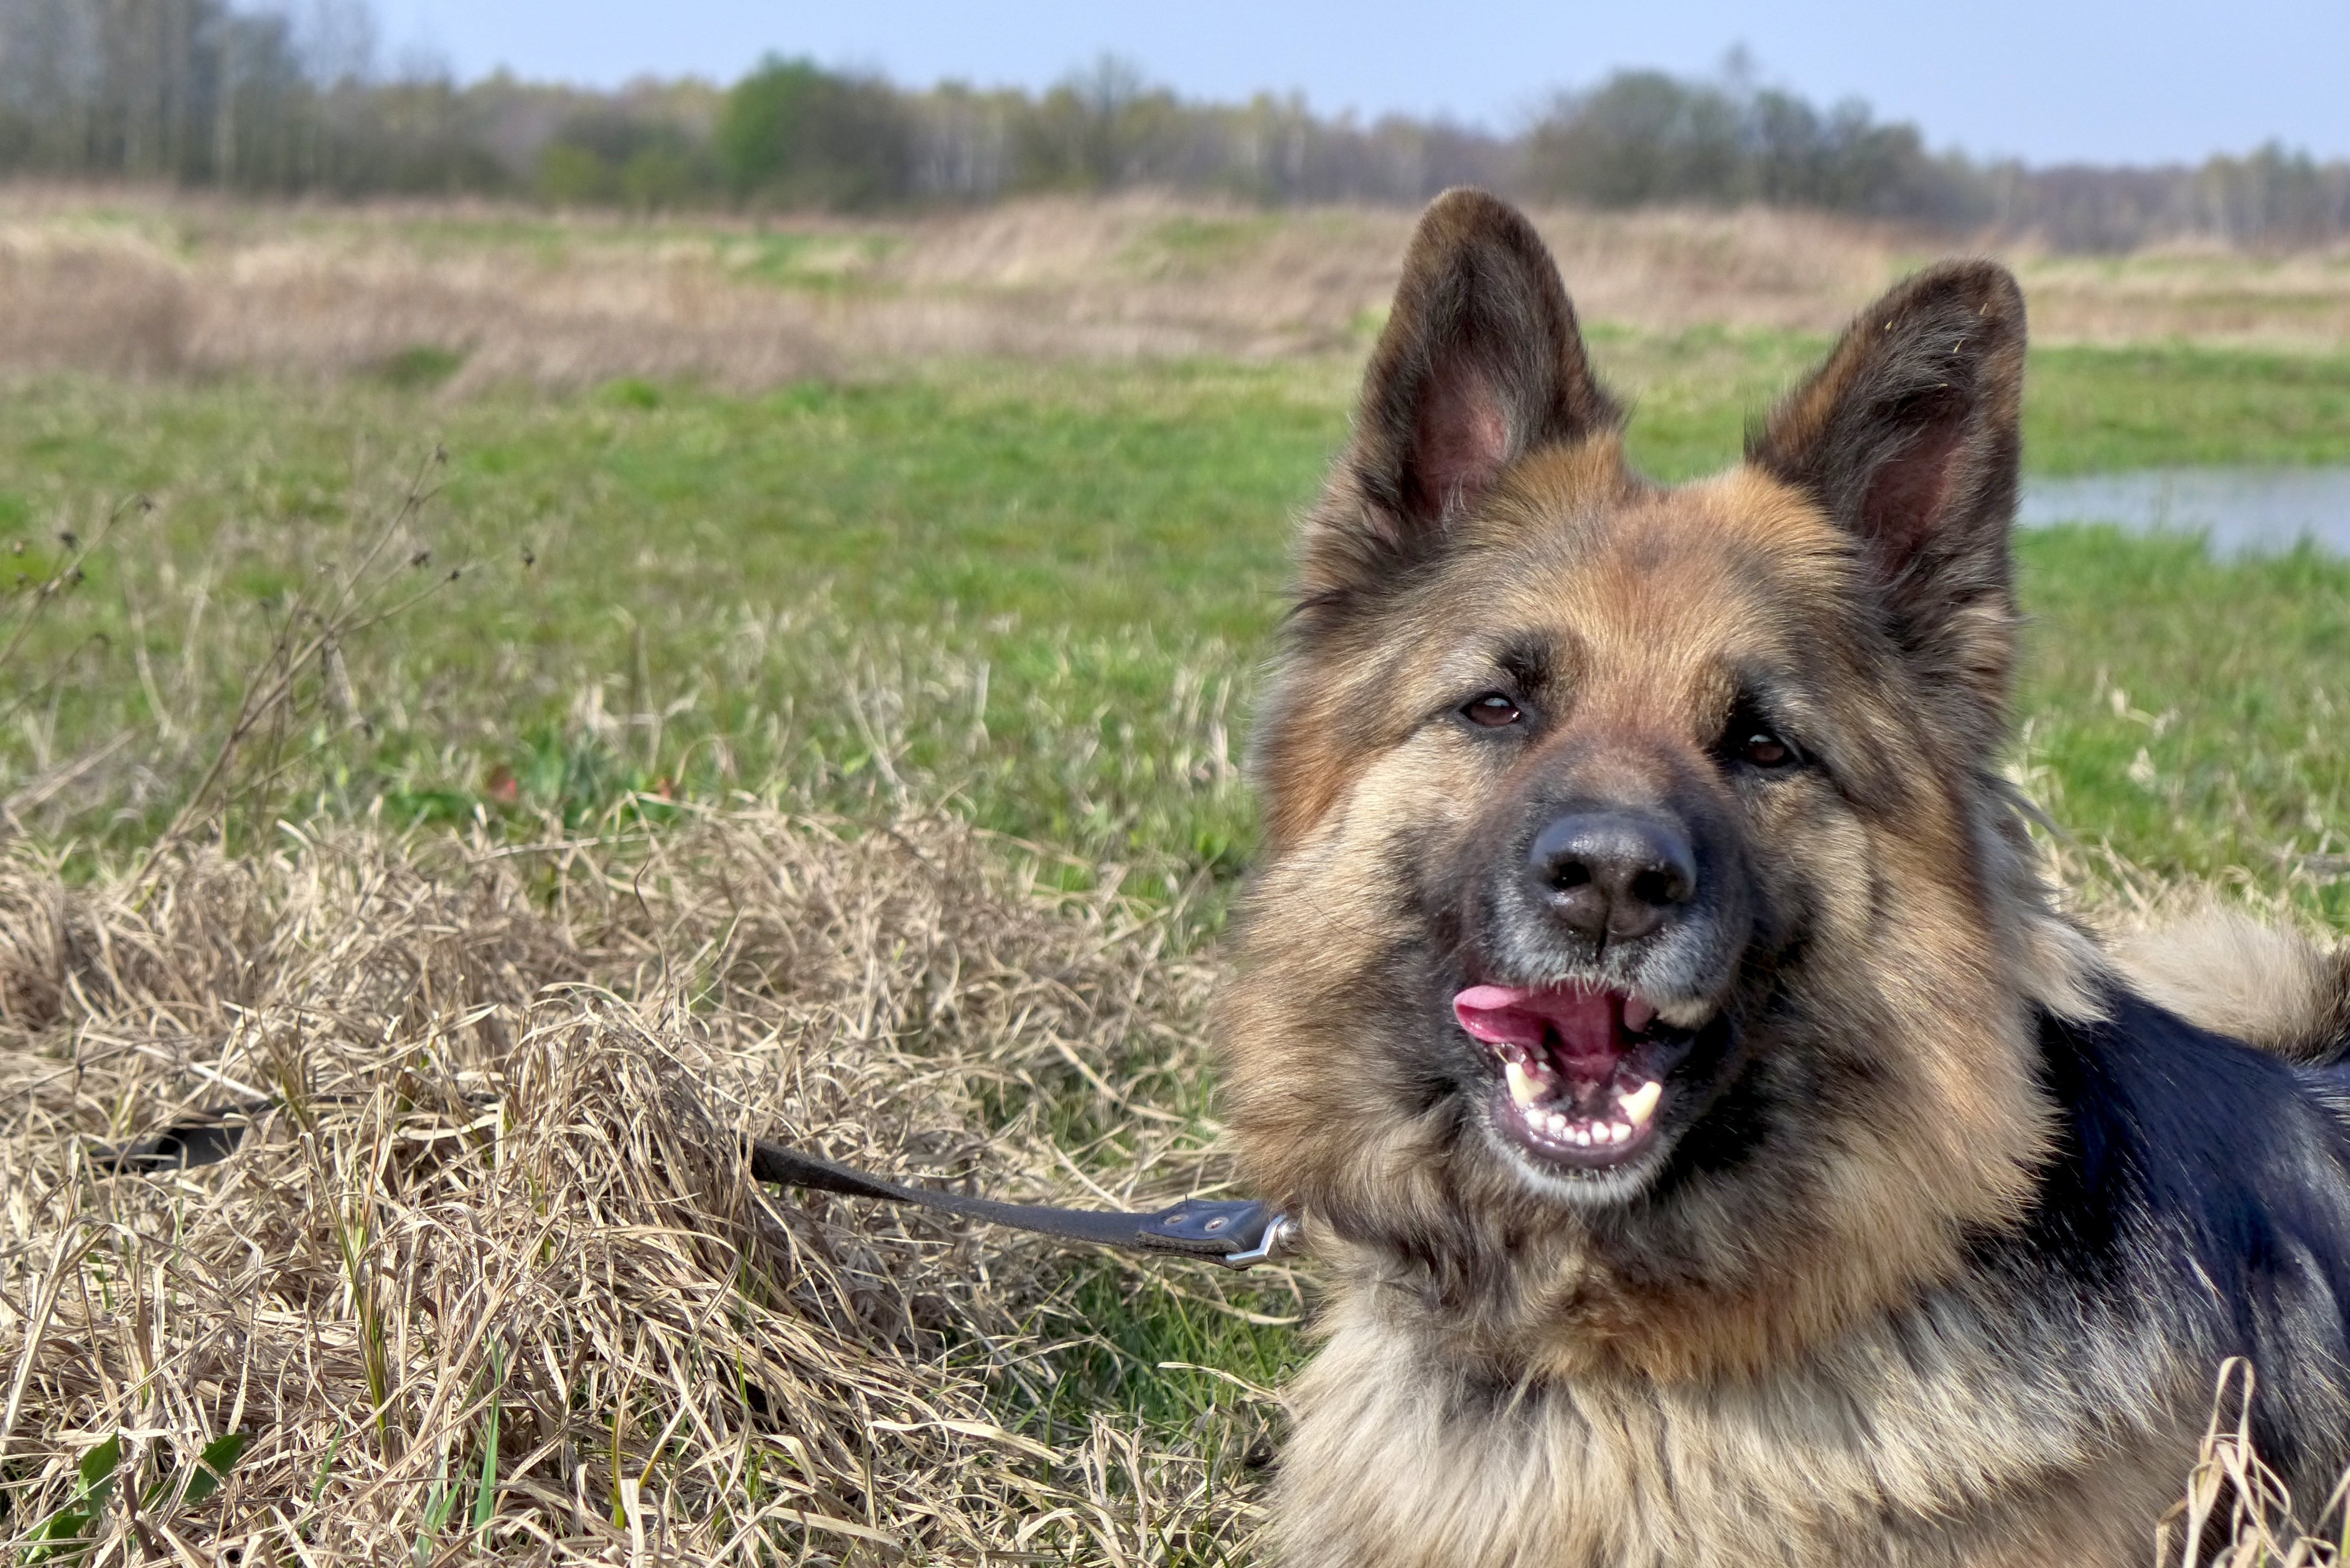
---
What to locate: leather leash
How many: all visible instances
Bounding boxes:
[745,1137,1296,1268]
[96,1103,1299,1271]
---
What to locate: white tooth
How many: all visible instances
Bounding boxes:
[1619,1081,1664,1126]
[1656,998,1714,1030]
[1505,1059,1542,1108]
[1623,996,1657,1034]
[1545,1111,1570,1136]
[1573,1127,1592,1147]
[1608,1121,1633,1144]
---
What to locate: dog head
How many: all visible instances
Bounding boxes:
[1221,190,2087,1379]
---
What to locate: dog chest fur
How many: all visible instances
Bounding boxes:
[1275,1285,2184,1568]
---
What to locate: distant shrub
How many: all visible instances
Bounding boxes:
[1526,67,1990,224]
[601,377,662,409]
[535,144,607,206]
[1012,57,1200,190]
[372,344,466,390]
[718,57,914,209]
[535,107,719,209]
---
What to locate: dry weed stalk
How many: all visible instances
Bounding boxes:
[0,802,1268,1563]
[141,447,462,874]
[0,500,134,829]
[2156,1360,2350,1566]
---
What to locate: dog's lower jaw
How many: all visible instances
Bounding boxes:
[1477,1104,1683,1208]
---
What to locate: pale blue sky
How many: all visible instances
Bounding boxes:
[368,1,2348,166]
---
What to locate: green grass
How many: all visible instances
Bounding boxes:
[2017,527,2350,924]
[4,332,2349,915]
[2025,343,2350,474]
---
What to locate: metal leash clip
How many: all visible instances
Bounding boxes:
[1133,1197,1300,1268]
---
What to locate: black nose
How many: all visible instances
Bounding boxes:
[1525,811,1697,943]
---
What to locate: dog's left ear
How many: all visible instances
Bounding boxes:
[1749,261,2027,744]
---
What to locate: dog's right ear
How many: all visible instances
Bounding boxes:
[1298,190,1621,615]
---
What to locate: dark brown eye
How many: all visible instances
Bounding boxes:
[1719,695,1803,772]
[1463,693,1522,728]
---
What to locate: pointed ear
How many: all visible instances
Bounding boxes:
[1748,260,2028,744]
[1299,189,1621,611]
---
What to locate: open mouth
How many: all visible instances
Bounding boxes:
[1454,984,1695,1169]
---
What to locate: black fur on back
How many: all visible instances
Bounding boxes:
[2000,988,2350,1492]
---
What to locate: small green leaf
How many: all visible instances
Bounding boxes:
[414,1449,458,1566]
[180,1432,248,1508]
[472,1346,504,1539]
[311,1423,345,1505]
[143,1430,247,1512]
[24,1439,123,1562]
[74,1436,120,1496]
[23,1506,95,1562]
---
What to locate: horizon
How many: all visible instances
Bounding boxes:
[364,0,2350,167]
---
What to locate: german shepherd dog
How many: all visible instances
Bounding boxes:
[1219,189,2350,1566]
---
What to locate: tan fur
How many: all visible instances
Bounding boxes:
[1276,1290,2194,1568]
[2108,903,2350,1062]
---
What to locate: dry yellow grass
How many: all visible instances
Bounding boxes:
[2,187,2346,394]
[0,802,1291,1562]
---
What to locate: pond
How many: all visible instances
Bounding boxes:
[2018,467,2350,555]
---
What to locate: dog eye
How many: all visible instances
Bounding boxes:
[1718,695,1805,772]
[1462,693,1522,728]
[1737,728,1799,769]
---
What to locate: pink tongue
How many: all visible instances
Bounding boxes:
[1453,984,1621,1073]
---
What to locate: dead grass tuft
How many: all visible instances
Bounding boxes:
[2157,1361,2350,1565]
[0,229,190,379]
[0,801,1277,1562]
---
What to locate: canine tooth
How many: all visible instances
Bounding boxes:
[1619,1080,1663,1126]
[1656,997,1714,1030]
[1623,996,1657,1034]
[1505,1059,1542,1108]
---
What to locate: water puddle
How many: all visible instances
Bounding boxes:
[2019,467,2350,554]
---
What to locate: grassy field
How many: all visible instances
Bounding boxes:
[6,208,2350,1560]
[4,332,2349,914]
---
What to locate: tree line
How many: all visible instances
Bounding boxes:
[2,0,2346,250]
